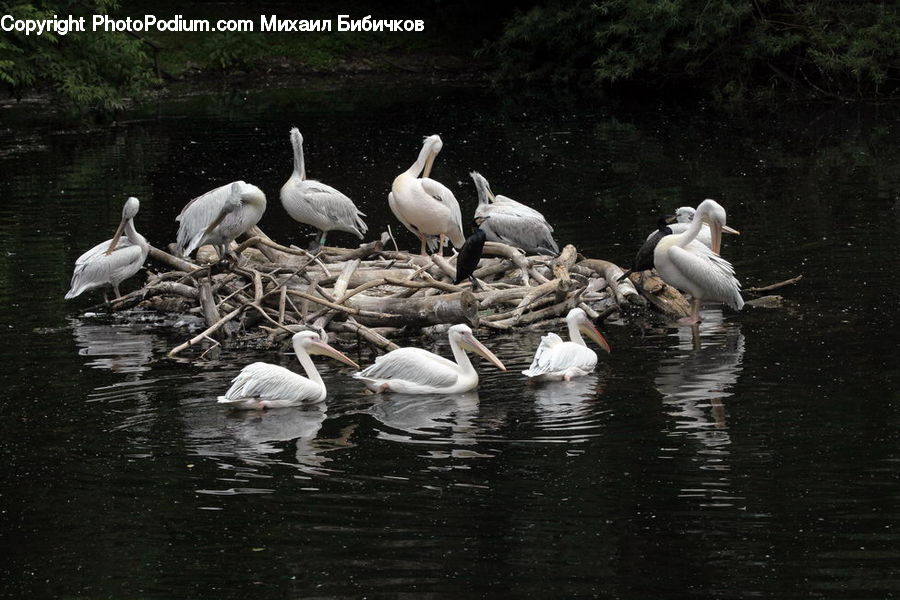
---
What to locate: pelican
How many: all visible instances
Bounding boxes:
[389,134,464,255]
[471,171,559,256]
[522,308,611,381]
[353,324,506,394]
[653,199,743,324]
[280,128,368,247]
[175,180,267,259]
[66,196,149,301]
[651,206,736,250]
[217,330,359,410]
[619,215,673,282]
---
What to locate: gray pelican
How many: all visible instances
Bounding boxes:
[175,180,267,259]
[217,330,359,410]
[522,308,611,381]
[389,134,464,256]
[66,196,149,300]
[353,324,506,394]
[280,128,368,246]
[470,171,559,256]
[654,199,743,324]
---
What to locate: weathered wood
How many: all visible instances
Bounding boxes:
[632,271,691,319]
[347,291,479,328]
[576,259,645,307]
[746,275,802,294]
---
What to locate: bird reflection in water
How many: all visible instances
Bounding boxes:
[656,308,745,506]
[72,318,158,374]
[367,391,483,454]
[531,373,608,442]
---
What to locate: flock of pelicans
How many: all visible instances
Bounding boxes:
[64,130,744,410]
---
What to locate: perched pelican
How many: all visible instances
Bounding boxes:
[653,199,743,324]
[453,226,487,287]
[522,308,611,381]
[218,330,359,410]
[389,134,464,255]
[353,324,506,394]
[280,128,368,247]
[619,215,673,282]
[66,196,149,301]
[652,206,739,250]
[470,171,559,256]
[175,180,267,259]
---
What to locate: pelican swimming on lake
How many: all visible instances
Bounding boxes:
[175,180,267,259]
[522,308,611,381]
[353,323,506,394]
[654,199,743,324]
[389,134,464,256]
[217,330,359,410]
[470,171,559,256]
[280,128,368,247]
[66,196,149,301]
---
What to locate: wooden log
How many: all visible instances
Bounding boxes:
[632,271,691,319]
[322,240,384,262]
[346,291,479,328]
[198,280,224,337]
[328,319,400,352]
[576,259,645,307]
[149,245,200,272]
[746,275,802,294]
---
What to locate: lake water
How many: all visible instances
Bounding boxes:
[1,79,897,599]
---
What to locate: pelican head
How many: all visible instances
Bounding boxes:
[290,127,303,146]
[448,323,506,371]
[567,307,611,353]
[106,196,141,254]
[292,330,359,369]
[473,215,491,227]
[421,134,443,178]
[673,206,696,224]
[695,199,740,255]
[469,171,495,205]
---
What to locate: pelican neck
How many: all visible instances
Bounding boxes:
[293,341,323,387]
[448,335,476,376]
[291,134,306,180]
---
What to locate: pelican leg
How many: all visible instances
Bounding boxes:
[678,298,702,325]
[319,231,328,247]
[438,234,446,257]
[113,284,122,299]
[418,234,428,257]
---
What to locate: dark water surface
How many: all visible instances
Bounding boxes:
[1,81,898,599]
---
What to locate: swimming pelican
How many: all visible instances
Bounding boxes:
[353,324,506,394]
[522,308,611,381]
[619,215,673,282]
[653,199,743,324]
[280,128,368,247]
[471,171,559,256]
[389,134,464,256]
[217,330,359,410]
[66,196,149,301]
[175,180,267,259]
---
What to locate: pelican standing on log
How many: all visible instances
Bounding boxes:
[353,324,506,394]
[280,128,368,247]
[654,199,743,324]
[175,180,267,260]
[470,171,559,256]
[653,206,714,248]
[66,196,149,301]
[522,308,611,381]
[218,330,359,410]
[389,134,464,256]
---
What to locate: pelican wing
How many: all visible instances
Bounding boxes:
[176,182,234,255]
[492,194,550,224]
[523,334,596,376]
[302,180,368,234]
[67,241,144,298]
[74,236,133,266]
[481,209,559,256]
[219,362,317,403]
[420,178,463,243]
[668,242,743,310]
[354,347,460,388]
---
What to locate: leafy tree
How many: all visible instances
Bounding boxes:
[0,0,153,112]
[491,0,900,102]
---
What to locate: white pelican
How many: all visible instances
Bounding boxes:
[389,134,464,255]
[353,324,506,394]
[470,171,559,256]
[175,180,267,259]
[217,330,359,410]
[653,199,743,324]
[66,196,149,301]
[280,128,368,247]
[651,206,739,250]
[522,308,611,381]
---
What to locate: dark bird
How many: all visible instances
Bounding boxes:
[618,215,672,282]
[454,224,488,288]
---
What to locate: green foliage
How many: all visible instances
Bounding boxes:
[200,32,265,72]
[0,1,153,112]
[492,0,900,101]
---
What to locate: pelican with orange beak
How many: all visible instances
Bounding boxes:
[522,308,612,381]
[217,330,359,410]
[653,198,744,324]
[353,324,506,394]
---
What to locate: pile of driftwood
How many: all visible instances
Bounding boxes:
[108,226,698,357]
